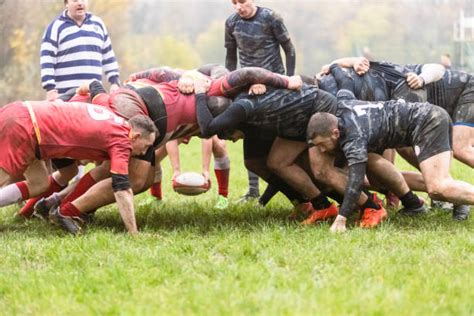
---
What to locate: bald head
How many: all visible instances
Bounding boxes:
[306,112,338,141]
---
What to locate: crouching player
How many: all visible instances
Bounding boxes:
[0,100,156,234]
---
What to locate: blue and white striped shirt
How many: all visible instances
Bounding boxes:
[40,10,120,94]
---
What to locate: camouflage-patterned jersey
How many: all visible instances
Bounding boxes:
[412,67,472,118]
[225,7,291,74]
[235,85,338,141]
[324,67,390,101]
[336,99,451,165]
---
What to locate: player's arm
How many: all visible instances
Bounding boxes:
[166,140,181,180]
[224,19,238,71]
[223,67,302,97]
[331,162,367,232]
[323,57,370,76]
[128,67,183,83]
[330,64,357,100]
[281,40,296,76]
[271,12,296,75]
[111,173,137,234]
[406,63,445,89]
[40,23,59,101]
[197,64,229,79]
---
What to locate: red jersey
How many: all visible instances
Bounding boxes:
[29,101,133,175]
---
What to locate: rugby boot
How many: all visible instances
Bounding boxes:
[453,204,470,221]
[398,200,427,216]
[49,207,84,235]
[301,203,339,225]
[360,206,388,228]
[214,195,229,210]
[288,201,313,220]
[32,198,52,221]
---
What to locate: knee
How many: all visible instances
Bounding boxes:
[27,176,49,195]
[266,156,285,172]
[426,181,447,201]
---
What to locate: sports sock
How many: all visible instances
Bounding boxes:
[61,172,96,206]
[247,170,259,196]
[18,176,65,218]
[400,191,423,208]
[0,183,28,207]
[150,182,162,199]
[362,196,381,210]
[214,156,230,198]
[59,202,82,217]
[311,194,332,210]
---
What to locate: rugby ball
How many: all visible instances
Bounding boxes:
[173,172,210,196]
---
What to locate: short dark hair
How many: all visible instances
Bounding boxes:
[207,96,231,116]
[306,112,338,140]
[129,115,158,137]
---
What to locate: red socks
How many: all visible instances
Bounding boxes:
[61,172,97,206]
[59,202,81,217]
[150,182,162,200]
[16,181,30,201]
[214,169,229,198]
[18,176,64,218]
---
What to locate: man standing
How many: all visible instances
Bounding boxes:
[225,0,296,201]
[40,0,120,101]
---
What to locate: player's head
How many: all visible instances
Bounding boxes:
[129,115,157,156]
[218,129,244,142]
[306,112,339,153]
[208,96,231,116]
[232,0,257,19]
[64,0,88,21]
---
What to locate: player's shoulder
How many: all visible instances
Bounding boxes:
[259,7,284,23]
[225,12,240,27]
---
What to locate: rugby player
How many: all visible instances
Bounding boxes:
[0,100,156,234]
[306,66,474,233]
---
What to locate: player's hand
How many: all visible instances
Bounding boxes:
[287,75,303,90]
[178,76,195,94]
[330,215,347,233]
[76,82,90,96]
[353,57,370,75]
[172,171,181,181]
[248,83,266,95]
[406,72,424,89]
[110,83,120,92]
[320,64,331,75]
[46,89,59,101]
[193,77,211,94]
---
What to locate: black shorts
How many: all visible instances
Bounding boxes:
[52,158,76,170]
[413,106,453,163]
[243,133,275,160]
[135,146,156,166]
[454,76,474,126]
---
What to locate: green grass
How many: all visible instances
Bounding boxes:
[0,138,473,315]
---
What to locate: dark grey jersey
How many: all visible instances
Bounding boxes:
[225,7,291,74]
[337,99,438,165]
[236,85,338,140]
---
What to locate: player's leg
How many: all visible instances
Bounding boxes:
[268,137,338,223]
[381,149,400,207]
[419,151,474,205]
[452,125,474,167]
[367,153,425,215]
[211,136,230,209]
[0,160,49,208]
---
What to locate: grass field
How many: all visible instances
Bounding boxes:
[0,138,473,315]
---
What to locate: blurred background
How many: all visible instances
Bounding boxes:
[0,0,473,104]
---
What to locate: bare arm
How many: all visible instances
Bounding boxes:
[114,188,137,234]
[323,57,370,75]
[166,140,181,179]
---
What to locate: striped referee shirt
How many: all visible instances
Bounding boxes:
[40,10,120,94]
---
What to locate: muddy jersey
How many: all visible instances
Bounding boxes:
[235,84,338,140]
[336,99,448,165]
[29,101,132,174]
[416,67,471,117]
[325,67,390,101]
[225,7,291,74]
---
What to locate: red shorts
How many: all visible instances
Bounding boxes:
[0,102,37,177]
